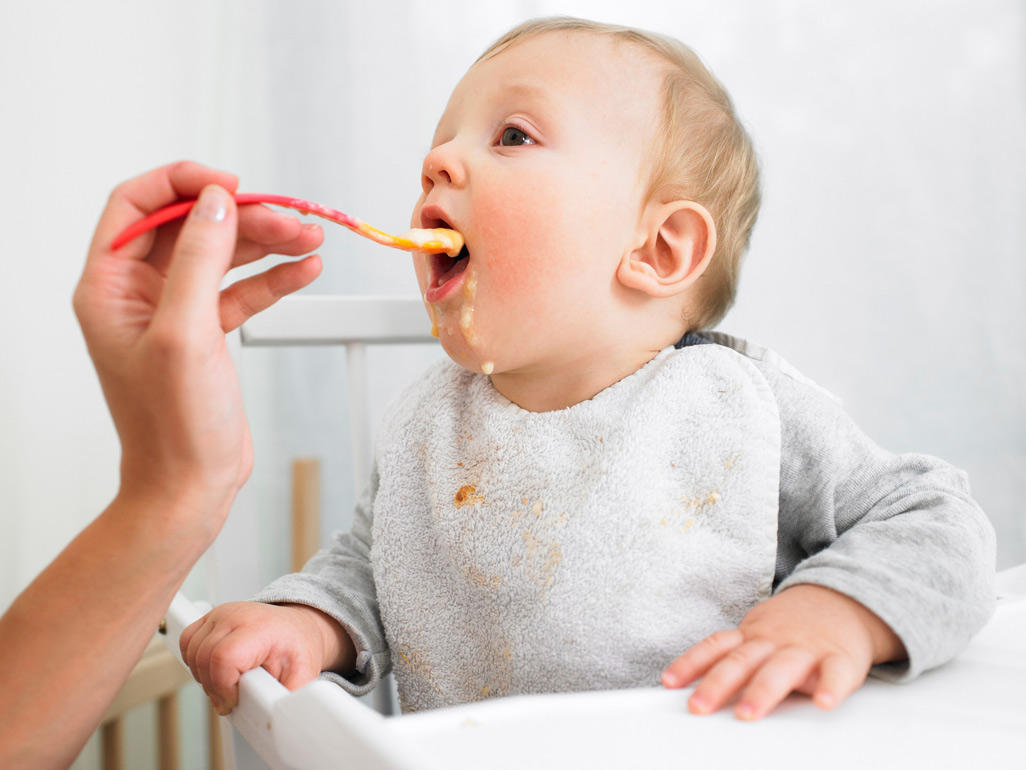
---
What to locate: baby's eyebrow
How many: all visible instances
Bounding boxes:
[501,81,554,107]
[429,80,556,148]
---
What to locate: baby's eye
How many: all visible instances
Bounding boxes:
[499,126,535,147]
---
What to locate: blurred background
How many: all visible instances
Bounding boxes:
[2,0,1023,767]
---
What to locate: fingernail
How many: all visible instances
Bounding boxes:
[662,672,680,688]
[689,695,708,713]
[194,185,228,223]
[736,703,755,720]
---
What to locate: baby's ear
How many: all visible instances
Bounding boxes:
[616,201,717,298]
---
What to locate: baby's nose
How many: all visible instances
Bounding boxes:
[424,160,452,186]
[421,142,466,191]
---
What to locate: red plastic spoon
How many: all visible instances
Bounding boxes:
[111,193,464,256]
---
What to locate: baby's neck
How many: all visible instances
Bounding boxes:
[489,343,665,412]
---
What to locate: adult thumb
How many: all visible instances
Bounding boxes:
[155,184,238,330]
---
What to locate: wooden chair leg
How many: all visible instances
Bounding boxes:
[291,458,321,572]
[157,692,179,770]
[101,718,124,770]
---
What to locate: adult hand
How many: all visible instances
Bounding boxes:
[74,160,323,536]
[661,584,906,720]
[0,161,323,768]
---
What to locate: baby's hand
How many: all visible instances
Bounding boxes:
[661,585,906,721]
[180,601,354,715]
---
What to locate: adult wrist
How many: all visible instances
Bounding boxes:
[108,479,234,556]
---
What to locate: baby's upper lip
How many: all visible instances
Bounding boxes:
[419,202,459,233]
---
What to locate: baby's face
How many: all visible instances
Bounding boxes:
[411,32,664,377]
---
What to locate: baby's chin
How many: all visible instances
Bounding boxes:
[436,332,496,376]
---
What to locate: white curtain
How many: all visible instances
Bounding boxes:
[2,1,1023,767]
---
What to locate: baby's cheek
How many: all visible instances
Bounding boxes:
[474,186,593,330]
[486,251,539,294]
[475,196,567,292]
[481,258,577,357]
[484,251,567,330]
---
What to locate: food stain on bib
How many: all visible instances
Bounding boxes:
[454,485,484,508]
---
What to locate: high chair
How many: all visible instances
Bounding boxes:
[237,294,438,722]
[162,295,1026,770]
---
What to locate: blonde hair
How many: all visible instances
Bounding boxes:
[477,17,761,330]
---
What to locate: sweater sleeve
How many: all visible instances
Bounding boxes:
[762,361,996,682]
[252,462,389,696]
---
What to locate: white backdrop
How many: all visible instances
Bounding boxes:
[1,1,1023,768]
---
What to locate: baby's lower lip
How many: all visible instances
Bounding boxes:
[425,253,470,303]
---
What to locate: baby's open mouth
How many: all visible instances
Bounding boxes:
[430,242,470,290]
[425,216,470,294]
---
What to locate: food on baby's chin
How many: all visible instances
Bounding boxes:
[427,303,440,338]
[402,227,465,257]
[459,272,479,344]
[460,305,475,337]
[424,261,490,377]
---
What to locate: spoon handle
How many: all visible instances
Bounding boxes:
[110,192,459,255]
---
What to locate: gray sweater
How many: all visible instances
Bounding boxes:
[255,333,996,712]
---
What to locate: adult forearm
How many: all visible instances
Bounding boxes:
[0,492,218,768]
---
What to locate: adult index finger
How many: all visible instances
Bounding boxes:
[87,160,239,264]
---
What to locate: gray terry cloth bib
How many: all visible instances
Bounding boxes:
[373,344,781,712]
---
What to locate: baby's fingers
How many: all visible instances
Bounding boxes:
[813,653,864,711]
[662,628,743,689]
[179,617,203,660]
[181,616,219,680]
[686,639,775,715]
[181,618,232,712]
[206,633,273,714]
[734,647,817,720]
[191,623,236,697]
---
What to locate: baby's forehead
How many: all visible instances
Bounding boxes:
[472,31,665,96]
[436,31,666,139]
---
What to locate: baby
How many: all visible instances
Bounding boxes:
[181,17,995,721]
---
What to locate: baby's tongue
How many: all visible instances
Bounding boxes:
[437,250,470,286]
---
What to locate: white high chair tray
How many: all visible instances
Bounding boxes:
[165,568,1026,770]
